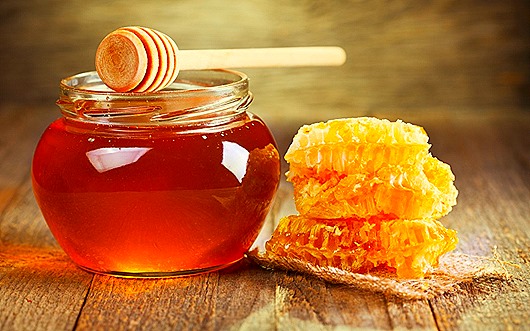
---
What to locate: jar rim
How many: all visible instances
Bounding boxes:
[57,70,252,127]
[60,69,249,100]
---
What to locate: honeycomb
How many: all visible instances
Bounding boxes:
[264,117,458,279]
[285,118,458,220]
[285,117,430,174]
[265,215,458,279]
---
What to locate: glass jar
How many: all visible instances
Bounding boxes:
[32,70,280,277]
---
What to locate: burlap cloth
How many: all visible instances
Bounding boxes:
[248,248,514,300]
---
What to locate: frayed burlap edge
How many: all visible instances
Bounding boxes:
[247,249,515,300]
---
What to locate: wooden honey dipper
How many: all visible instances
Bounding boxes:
[95,26,346,93]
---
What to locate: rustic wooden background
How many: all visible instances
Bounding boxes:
[0,1,529,330]
[1,0,529,118]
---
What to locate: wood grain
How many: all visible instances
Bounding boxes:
[0,104,58,247]
[75,262,278,331]
[419,112,530,331]
[0,246,92,331]
[0,1,529,329]
[0,104,528,330]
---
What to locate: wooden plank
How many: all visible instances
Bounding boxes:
[0,104,58,247]
[411,112,530,331]
[74,261,277,331]
[0,177,57,248]
[0,105,91,331]
[208,262,276,331]
[0,246,92,331]
[386,297,437,330]
[0,105,40,212]
[274,272,338,330]
[326,286,391,329]
[273,271,409,330]
[429,278,528,331]
[0,105,56,187]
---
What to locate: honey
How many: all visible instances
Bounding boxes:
[32,70,280,277]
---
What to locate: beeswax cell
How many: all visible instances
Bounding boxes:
[265,215,458,278]
[285,118,458,220]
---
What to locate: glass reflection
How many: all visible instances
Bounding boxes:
[86,147,152,173]
[221,141,249,183]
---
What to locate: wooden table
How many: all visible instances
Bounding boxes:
[0,103,528,330]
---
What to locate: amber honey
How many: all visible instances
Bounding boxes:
[32,70,280,277]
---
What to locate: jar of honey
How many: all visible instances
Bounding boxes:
[32,69,280,277]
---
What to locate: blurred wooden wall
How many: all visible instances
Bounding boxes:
[1,0,529,121]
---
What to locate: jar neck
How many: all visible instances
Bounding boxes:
[57,70,253,129]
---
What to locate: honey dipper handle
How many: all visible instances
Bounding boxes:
[178,47,346,70]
